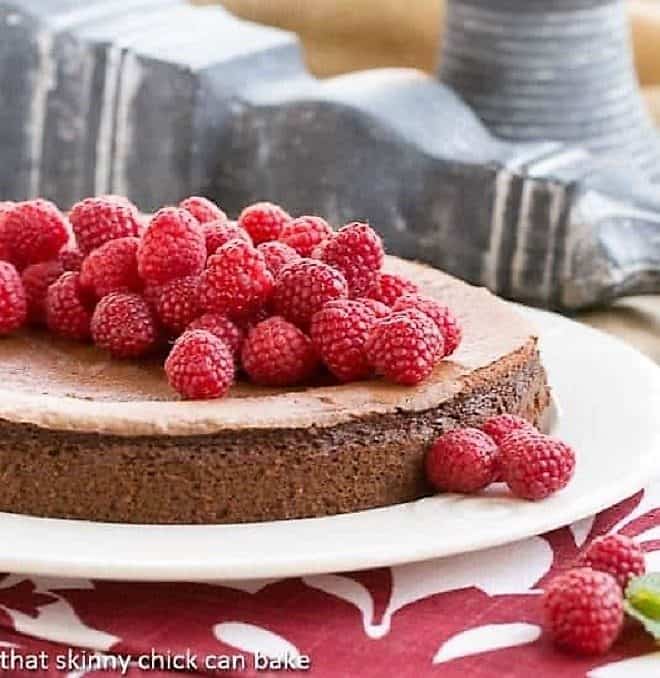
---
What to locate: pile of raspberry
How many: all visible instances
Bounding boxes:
[0,196,463,399]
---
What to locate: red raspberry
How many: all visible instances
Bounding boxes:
[80,237,141,300]
[165,330,235,400]
[310,299,377,382]
[426,428,499,493]
[242,316,318,386]
[543,568,624,655]
[203,220,252,257]
[179,196,226,224]
[58,247,84,272]
[500,430,576,500]
[3,200,70,269]
[279,216,333,257]
[257,241,301,277]
[21,260,64,325]
[368,272,419,306]
[365,309,443,385]
[150,276,201,334]
[481,414,535,447]
[0,261,27,334]
[91,292,158,358]
[238,202,291,245]
[355,297,391,318]
[200,240,273,318]
[187,313,244,358]
[46,272,94,341]
[578,535,646,591]
[138,207,206,285]
[272,259,348,329]
[69,196,141,255]
[393,293,462,357]
[321,222,384,297]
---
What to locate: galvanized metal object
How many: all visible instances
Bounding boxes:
[0,0,659,310]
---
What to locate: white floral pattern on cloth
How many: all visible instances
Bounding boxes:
[0,482,659,677]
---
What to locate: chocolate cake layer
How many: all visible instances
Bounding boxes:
[0,258,550,524]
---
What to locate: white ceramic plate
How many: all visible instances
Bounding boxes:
[3,307,660,581]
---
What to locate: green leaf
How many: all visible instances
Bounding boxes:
[624,573,660,640]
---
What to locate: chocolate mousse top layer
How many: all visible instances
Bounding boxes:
[0,257,537,437]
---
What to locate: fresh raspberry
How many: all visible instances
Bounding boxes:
[0,261,27,334]
[3,200,70,269]
[481,414,535,447]
[150,276,201,334]
[578,535,646,591]
[69,196,141,255]
[543,568,624,655]
[368,272,419,306]
[200,239,273,318]
[91,292,158,358]
[257,241,301,277]
[58,247,84,272]
[310,299,377,382]
[272,259,348,329]
[426,428,499,493]
[279,216,333,257]
[137,207,206,285]
[321,222,384,297]
[187,313,244,358]
[242,316,318,386]
[179,196,226,225]
[355,297,390,319]
[238,202,291,244]
[500,430,576,500]
[365,309,443,385]
[393,293,462,357]
[165,330,235,400]
[203,220,252,257]
[80,237,141,300]
[46,272,94,341]
[21,260,64,325]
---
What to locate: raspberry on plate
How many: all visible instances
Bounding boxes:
[500,430,576,500]
[257,241,301,277]
[203,220,252,257]
[3,200,70,269]
[365,308,443,385]
[393,293,462,357]
[69,196,141,255]
[150,276,201,334]
[0,261,27,334]
[481,413,535,447]
[91,292,158,358]
[187,313,245,358]
[310,299,377,382]
[279,216,334,257]
[138,207,206,285]
[543,568,624,655]
[272,259,348,329]
[21,259,64,325]
[242,316,318,386]
[578,534,646,591]
[367,272,419,306]
[46,272,94,341]
[165,329,235,400]
[200,239,273,318]
[80,237,142,299]
[355,297,391,319]
[238,201,291,244]
[321,222,384,297]
[426,427,499,493]
[179,196,226,225]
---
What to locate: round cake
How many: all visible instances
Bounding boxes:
[0,257,549,524]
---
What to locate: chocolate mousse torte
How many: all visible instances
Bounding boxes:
[0,257,549,524]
